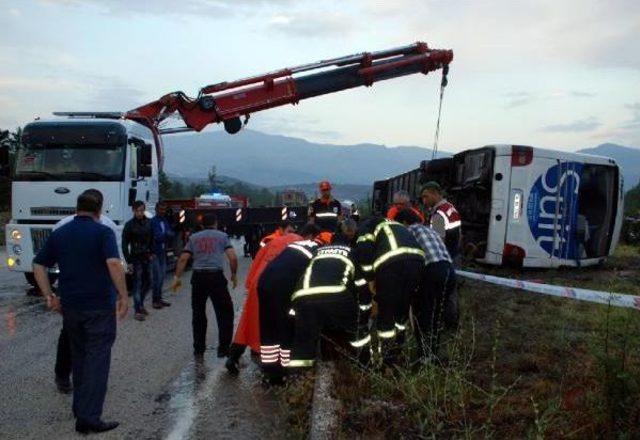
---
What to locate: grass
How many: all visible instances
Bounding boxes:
[278,245,640,438]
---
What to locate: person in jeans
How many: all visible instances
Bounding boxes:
[172,213,238,358]
[396,209,456,361]
[150,201,173,308]
[33,190,128,434]
[122,201,154,321]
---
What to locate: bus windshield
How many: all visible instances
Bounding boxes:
[14,143,125,181]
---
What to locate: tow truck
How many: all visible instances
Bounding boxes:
[3,42,453,285]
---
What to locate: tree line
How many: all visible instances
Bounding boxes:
[159,166,277,207]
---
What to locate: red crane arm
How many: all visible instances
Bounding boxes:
[125,42,453,134]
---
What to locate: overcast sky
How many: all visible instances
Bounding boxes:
[1,0,639,152]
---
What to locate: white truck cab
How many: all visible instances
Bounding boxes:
[5,117,161,285]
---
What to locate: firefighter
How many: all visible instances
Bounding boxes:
[420,182,461,327]
[355,216,424,366]
[386,189,425,223]
[286,240,372,370]
[255,224,323,384]
[259,220,295,248]
[226,226,304,374]
[395,209,456,361]
[308,180,342,233]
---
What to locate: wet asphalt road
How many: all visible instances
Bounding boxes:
[0,242,285,439]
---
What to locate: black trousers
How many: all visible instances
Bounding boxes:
[55,324,72,380]
[191,271,234,354]
[289,292,367,367]
[375,258,423,362]
[257,276,297,370]
[412,261,456,358]
[63,308,116,425]
[443,254,461,328]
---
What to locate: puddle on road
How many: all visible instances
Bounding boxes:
[158,351,285,440]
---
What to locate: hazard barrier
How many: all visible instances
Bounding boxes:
[457,270,640,311]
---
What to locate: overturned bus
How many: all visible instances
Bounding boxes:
[372,145,624,268]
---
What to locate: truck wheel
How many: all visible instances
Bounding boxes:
[24,272,59,287]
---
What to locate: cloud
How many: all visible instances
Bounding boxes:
[39,0,293,17]
[540,117,601,133]
[267,12,354,38]
[621,102,640,130]
[568,91,596,98]
[503,92,535,108]
[503,90,595,109]
[85,77,149,111]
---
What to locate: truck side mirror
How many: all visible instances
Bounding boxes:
[136,143,153,178]
[128,187,137,206]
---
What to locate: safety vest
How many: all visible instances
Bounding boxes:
[291,245,370,307]
[356,219,425,277]
[309,198,342,232]
[430,200,461,258]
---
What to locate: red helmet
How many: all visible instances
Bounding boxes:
[319,180,332,191]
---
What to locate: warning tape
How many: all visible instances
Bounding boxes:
[457,270,640,311]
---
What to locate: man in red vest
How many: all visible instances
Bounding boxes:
[421,181,461,327]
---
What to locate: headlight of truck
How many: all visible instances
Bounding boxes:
[12,244,22,255]
[10,229,22,241]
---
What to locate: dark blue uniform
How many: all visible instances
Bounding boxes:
[34,215,119,426]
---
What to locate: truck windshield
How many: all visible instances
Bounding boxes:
[14,143,125,181]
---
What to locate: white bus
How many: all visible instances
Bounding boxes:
[373,145,624,268]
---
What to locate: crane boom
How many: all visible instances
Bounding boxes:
[125,42,453,134]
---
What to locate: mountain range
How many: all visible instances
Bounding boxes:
[163,130,640,197]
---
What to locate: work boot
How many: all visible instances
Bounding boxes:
[225,357,239,376]
[55,376,72,394]
[75,420,119,434]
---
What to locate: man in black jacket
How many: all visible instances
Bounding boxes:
[122,201,154,321]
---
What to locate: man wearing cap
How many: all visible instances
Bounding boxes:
[308,181,342,233]
[420,181,461,327]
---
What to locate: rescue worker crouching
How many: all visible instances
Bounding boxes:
[386,189,425,223]
[255,223,323,384]
[308,180,342,233]
[420,182,461,328]
[259,220,295,248]
[286,229,372,372]
[396,209,456,362]
[355,216,424,366]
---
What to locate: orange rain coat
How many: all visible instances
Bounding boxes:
[232,233,302,353]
